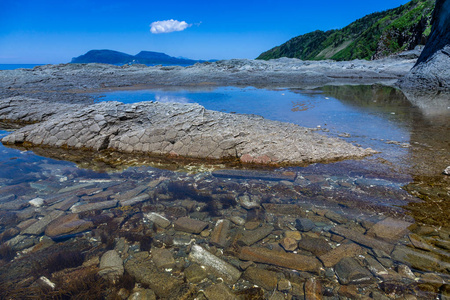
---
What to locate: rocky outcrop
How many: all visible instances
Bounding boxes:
[0,58,417,104]
[0,97,375,166]
[399,0,450,89]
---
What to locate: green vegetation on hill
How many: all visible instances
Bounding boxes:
[257,0,434,61]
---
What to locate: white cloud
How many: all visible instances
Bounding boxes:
[150,19,191,34]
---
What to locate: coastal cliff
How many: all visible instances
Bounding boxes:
[257,0,434,61]
[399,0,450,89]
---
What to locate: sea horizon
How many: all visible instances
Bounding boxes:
[0,64,46,70]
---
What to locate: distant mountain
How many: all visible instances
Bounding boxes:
[257,0,435,61]
[71,50,207,65]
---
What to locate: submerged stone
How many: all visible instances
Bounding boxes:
[335,257,374,285]
[174,217,208,234]
[125,256,183,298]
[45,213,93,237]
[243,266,278,291]
[239,246,321,273]
[366,217,412,243]
[99,250,124,281]
[188,244,241,284]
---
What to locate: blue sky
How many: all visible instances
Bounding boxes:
[0,0,410,64]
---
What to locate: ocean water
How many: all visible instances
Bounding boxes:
[0,64,45,70]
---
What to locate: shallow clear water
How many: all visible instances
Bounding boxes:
[1,85,449,299]
[93,86,419,164]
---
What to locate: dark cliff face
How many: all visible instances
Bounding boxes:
[399,0,450,89]
[416,0,450,64]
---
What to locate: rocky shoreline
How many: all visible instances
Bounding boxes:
[0,96,375,166]
[0,55,418,103]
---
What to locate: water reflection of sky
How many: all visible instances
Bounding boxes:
[94,86,411,161]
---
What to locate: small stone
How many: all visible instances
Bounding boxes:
[99,250,124,281]
[244,221,260,230]
[145,212,171,228]
[280,237,297,251]
[238,224,274,246]
[284,230,302,241]
[203,283,237,300]
[7,234,37,251]
[262,203,305,216]
[304,277,322,300]
[295,218,315,232]
[29,197,44,207]
[36,276,56,290]
[364,256,388,276]
[210,219,230,248]
[277,278,292,292]
[443,166,450,175]
[318,242,363,268]
[331,226,394,254]
[200,230,210,237]
[297,236,332,256]
[152,247,175,269]
[391,245,441,272]
[189,244,241,284]
[397,264,416,280]
[366,217,413,243]
[239,260,253,270]
[21,210,65,235]
[125,256,183,298]
[230,216,245,226]
[239,194,260,209]
[45,213,93,237]
[120,194,150,207]
[324,210,348,224]
[408,233,432,251]
[184,263,207,283]
[128,289,157,300]
[239,246,321,273]
[70,200,118,213]
[335,257,373,285]
[174,217,208,234]
[243,266,278,291]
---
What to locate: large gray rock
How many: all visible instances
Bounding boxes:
[1,99,375,166]
[399,0,450,89]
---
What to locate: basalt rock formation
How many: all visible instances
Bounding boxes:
[399,0,450,89]
[0,97,375,166]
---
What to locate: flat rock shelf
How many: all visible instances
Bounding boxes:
[0,96,375,166]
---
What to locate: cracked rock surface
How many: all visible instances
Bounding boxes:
[0,97,375,165]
